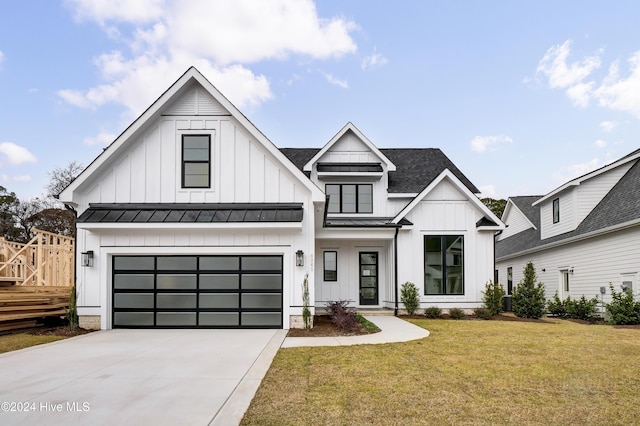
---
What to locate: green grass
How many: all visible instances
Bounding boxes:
[242,319,640,425]
[355,314,381,333]
[0,333,66,354]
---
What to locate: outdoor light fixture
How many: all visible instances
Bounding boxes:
[296,250,304,267]
[81,251,94,267]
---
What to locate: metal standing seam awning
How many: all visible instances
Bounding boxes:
[77,203,304,224]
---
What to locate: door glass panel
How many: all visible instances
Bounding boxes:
[157,274,196,289]
[243,274,282,290]
[114,293,154,309]
[156,312,197,326]
[157,293,197,309]
[199,293,239,309]
[200,256,239,271]
[241,312,281,327]
[242,293,281,309]
[114,256,154,270]
[200,274,239,289]
[114,312,154,326]
[199,312,239,326]
[360,277,377,287]
[114,274,154,290]
[156,257,197,270]
[360,253,377,264]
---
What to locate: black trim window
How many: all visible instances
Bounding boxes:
[424,235,464,295]
[326,184,373,213]
[323,251,337,281]
[507,267,513,295]
[182,135,211,188]
[552,198,560,223]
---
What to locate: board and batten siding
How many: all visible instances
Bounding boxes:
[496,225,640,304]
[396,178,496,308]
[497,203,534,241]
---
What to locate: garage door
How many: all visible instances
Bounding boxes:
[112,255,282,328]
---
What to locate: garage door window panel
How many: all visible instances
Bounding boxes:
[200,274,239,289]
[157,274,197,289]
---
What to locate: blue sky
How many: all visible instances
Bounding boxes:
[2,1,640,200]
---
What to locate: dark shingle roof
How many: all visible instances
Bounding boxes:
[78,203,304,223]
[279,148,479,194]
[496,159,640,259]
[508,195,542,225]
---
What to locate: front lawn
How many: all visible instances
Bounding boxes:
[242,319,640,425]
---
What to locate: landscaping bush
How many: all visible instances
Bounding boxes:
[448,307,465,320]
[473,307,492,320]
[400,281,420,315]
[547,293,567,318]
[482,280,505,315]
[513,262,546,319]
[424,306,442,319]
[606,284,640,325]
[325,300,358,331]
[566,295,599,322]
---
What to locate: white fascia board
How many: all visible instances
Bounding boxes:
[318,172,383,178]
[303,122,396,172]
[77,222,303,231]
[533,154,640,206]
[496,218,640,262]
[391,169,505,229]
[315,228,396,240]
[387,193,418,199]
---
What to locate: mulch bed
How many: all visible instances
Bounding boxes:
[287,315,376,337]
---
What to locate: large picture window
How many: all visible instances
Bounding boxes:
[182,135,211,188]
[326,184,373,213]
[424,235,464,295]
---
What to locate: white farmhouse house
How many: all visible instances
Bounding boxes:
[496,148,640,305]
[60,67,503,330]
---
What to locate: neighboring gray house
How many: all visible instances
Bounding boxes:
[60,67,503,330]
[496,148,640,303]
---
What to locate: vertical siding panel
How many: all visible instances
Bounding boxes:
[234,129,250,201]
[264,158,279,201]
[115,155,131,202]
[101,170,115,202]
[145,127,161,202]
[249,143,265,201]
[219,120,235,201]
[160,120,176,202]
[130,140,145,201]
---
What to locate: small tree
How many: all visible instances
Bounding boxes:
[301,273,312,330]
[68,285,79,332]
[400,281,420,315]
[482,280,505,315]
[47,161,84,197]
[512,262,546,319]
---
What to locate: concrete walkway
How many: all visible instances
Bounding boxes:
[282,315,430,348]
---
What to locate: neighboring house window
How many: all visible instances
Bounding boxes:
[324,251,337,281]
[182,135,211,188]
[424,235,464,295]
[552,198,560,223]
[562,271,570,293]
[325,184,373,213]
[494,269,499,284]
[507,267,513,295]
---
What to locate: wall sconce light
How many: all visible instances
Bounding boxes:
[541,268,546,272]
[568,267,575,274]
[81,250,94,267]
[295,250,304,267]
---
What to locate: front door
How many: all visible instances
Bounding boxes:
[359,252,378,305]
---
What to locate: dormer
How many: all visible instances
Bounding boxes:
[304,123,396,216]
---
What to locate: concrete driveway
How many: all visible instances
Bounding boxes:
[0,329,286,426]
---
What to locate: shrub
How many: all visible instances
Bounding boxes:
[448,307,466,320]
[566,295,599,322]
[325,300,358,331]
[482,280,505,315]
[513,262,546,319]
[424,306,442,319]
[473,307,492,320]
[547,293,567,318]
[606,284,640,325]
[400,281,420,315]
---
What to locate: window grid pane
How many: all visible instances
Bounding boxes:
[182,135,210,188]
[324,251,337,281]
[325,183,373,213]
[424,235,464,295]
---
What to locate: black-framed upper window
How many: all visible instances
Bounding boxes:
[182,135,211,188]
[552,198,560,223]
[323,251,337,281]
[424,235,464,295]
[326,184,373,213]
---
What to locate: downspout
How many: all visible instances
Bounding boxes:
[394,226,399,316]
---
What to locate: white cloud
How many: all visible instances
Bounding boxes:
[594,139,607,148]
[83,132,117,146]
[323,73,348,89]
[361,50,388,70]
[537,41,640,119]
[478,184,498,199]
[536,40,601,89]
[0,50,4,69]
[599,120,617,132]
[553,158,602,183]
[0,142,37,165]
[60,0,358,115]
[470,135,513,153]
